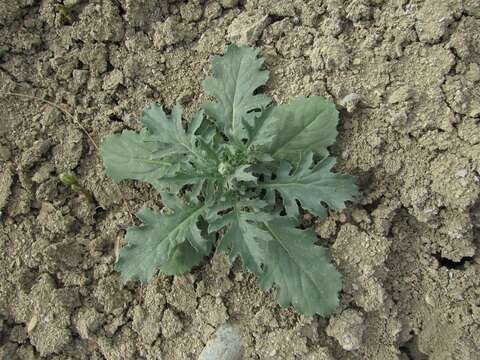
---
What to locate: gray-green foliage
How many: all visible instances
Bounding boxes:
[101,44,358,316]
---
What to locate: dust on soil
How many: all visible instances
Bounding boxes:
[0,0,479,359]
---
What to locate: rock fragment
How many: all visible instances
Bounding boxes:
[199,324,243,360]
[340,93,362,113]
[227,12,270,45]
[416,0,462,44]
[326,309,365,351]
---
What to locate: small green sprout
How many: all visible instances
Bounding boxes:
[59,172,81,192]
[54,2,74,23]
[59,172,92,201]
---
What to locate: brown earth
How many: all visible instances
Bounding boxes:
[0,0,479,359]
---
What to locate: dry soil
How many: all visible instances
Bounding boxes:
[0,0,479,359]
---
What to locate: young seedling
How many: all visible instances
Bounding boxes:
[59,172,92,201]
[54,2,74,23]
[101,44,358,316]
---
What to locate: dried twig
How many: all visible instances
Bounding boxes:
[0,91,98,150]
[0,91,135,222]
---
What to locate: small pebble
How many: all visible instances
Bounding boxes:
[339,93,362,113]
[455,169,468,178]
[326,309,365,351]
[199,323,243,360]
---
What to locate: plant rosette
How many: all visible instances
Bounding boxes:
[101,44,358,316]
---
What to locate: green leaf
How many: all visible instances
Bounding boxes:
[259,152,358,218]
[249,96,339,160]
[224,164,257,190]
[115,202,211,283]
[245,105,275,147]
[153,166,217,194]
[101,130,172,186]
[202,44,271,141]
[260,217,342,316]
[59,172,80,187]
[141,103,209,162]
[208,199,270,274]
[103,104,220,193]
[160,240,206,276]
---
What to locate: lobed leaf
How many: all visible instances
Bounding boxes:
[101,130,173,187]
[249,96,338,161]
[115,201,212,283]
[259,152,358,218]
[259,217,342,316]
[160,238,207,276]
[202,44,271,141]
[142,103,210,162]
[208,199,270,274]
